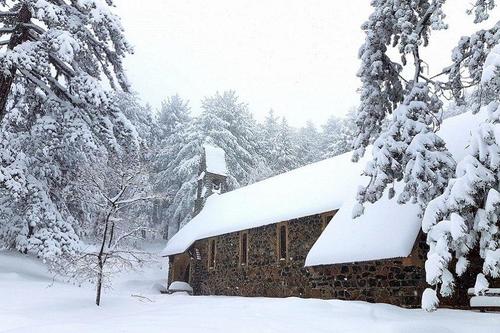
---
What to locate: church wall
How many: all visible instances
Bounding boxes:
[167,213,477,308]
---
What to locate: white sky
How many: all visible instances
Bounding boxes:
[114,1,500,127]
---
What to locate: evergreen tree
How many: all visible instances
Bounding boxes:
[352,0,447,161]
[355,82,455,217]
[199,90,261,188]
[321,112,356,159]
[353,1,453,217]
[260,109,280,169]
[0,1,134,261]
[422,43,500,311]
[154,95,196,237]
[353,0,500,310]
[297,120,322,165]
[158,94,191,138]
[0,1,131,115]
[271,117,299,174]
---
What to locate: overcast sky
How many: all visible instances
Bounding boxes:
[114,1,499,127]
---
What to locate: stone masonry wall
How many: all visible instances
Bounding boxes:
[168,213,477,308]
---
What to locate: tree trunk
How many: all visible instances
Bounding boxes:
[96,213,111,306]
[108,221,115,247]
[0,4,31,120]
[95,256,103,306]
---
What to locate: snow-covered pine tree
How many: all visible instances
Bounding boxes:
[353,1,454,218]
[353,0,447,162]
[271,117,299,174]
[419,2,500,310]
[260,109,280,167]
[354,0,500,310]
[263,109,279,141]
[296,120,322,166]
[158,94,191,138]
[321,111,356,159]
[163,124,202,236]
[422,42,500,311]
[199,90,262,188]
[247,114,274,183]
[154,94,196,237]
[321,116,343,158]
[0,1,131,114]
[0,1,135,261]
[356,82,455,216]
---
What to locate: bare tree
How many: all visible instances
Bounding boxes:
[53,155,156,306]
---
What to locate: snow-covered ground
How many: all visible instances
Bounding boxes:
[1,249,499,333]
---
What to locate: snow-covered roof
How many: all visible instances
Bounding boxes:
[162,111,486,264]
[161,151,366,256]
[204,144,228,176]
[305,110,487,266]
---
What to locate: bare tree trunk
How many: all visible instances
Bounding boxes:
[95,212,111,306]
[95,256,103,306]
[108,221,115,247]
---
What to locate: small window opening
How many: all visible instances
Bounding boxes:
[278,224,287,260]
[321,211,337,230]
[240,232,248,265]
[208,239,216,269]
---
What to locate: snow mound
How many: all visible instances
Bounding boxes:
[204,144,228,176]
[168,281,193,293]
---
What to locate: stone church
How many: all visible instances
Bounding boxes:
[162,114,492,308]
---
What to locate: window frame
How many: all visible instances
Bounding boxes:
[276,222,288,261]
[208,238,217,270]
[320,210,337,230]
[239,230,249,266]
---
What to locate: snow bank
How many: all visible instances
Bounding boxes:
[204,144,228,176]
[1,251,499,333]
[161,152,366,256]
[306,110,487,266]
[0,251,500,333]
